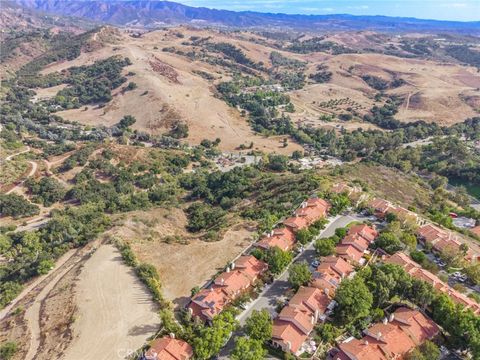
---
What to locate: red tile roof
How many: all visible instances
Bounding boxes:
[334,308,439,360]
[256,227,296,251]
[289,286,331,315]
[189,255,267,322]
[348,224,378,243]
[295,197,330,224]
[272,286,333,354]
[336,244,365,264]
[234,255,269,280]
[145,337,193,360]
[189,287,229,321]
[283,216,309,231]
[471,225,480,236]
[385,253,480,314]
[317,256,354,279]
[417,224,479,262]
[368,198,393,215]
[341,233,369,253]
[272,318,309,354]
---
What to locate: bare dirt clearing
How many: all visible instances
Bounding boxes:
[63,244,160,360]
[107,207,256,307]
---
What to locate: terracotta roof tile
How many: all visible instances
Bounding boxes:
[145,337,193,360]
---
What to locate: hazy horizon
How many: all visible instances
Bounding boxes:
[175,0,480,22]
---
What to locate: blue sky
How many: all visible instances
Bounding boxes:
[177,0,480,21]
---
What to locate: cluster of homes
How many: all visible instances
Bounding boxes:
[330,307,440,360]
[368,198,421,225]
[142,189,479,360]
[256,197,331,251]
[271,223,379,356]
[417,223,480,262]
[335,223,378,266]
[187,196,331,325]
[188,255,269,323]
[387,252,480,315]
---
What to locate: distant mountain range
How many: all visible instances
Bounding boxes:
[12,0,480,33]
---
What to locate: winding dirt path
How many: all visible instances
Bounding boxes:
[0,250,76,321]
[6,160,38,194]
[24,251,79,360]
[4,146,31,161]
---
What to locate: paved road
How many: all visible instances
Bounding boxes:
[219,212,367,359]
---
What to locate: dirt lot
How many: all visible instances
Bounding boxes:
[0,240,159,360]
[106,207,257,307]
[63,244,160,360]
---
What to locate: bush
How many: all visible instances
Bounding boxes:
[0,342,17,360]
[0,194,40,218]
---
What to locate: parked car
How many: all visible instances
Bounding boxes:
[311,260,320,268]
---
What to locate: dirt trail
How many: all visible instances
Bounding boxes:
[0,250,76,321]
[62,244,160,360]
[4,146,31,161]
[6,161,37,194]
[24,251,79,360]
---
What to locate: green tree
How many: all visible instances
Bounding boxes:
[193,309,239,359]
[334,276,373,325]
[231,337,266,360]
[314,238,335,256]
[316,323,342,344]
[374,232,402,255]
[245,309,272,342]
[118,115,136,129]
[264,247,293,275]
[0,342,17,360]
[288,262,312,290]
[265,154,288,172]
[296,228,313,245]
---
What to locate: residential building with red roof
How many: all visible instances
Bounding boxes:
[272,287,332,355]
[256,227,296,252]
[471,225,480,237]
[144,336,193,360]
[335,243,366,265]
[368,198,394,219]
[330,224,378,265]
[188,287,229,322]
[348,224,378,244]
[280,196,331,234]
[385,253,480,315]
[416,224,479,262]
[188,255,267,322]
[283,216,309,232]
[310,270,341,298]
[295,197,331,224]
[317,256,355,279]
[331,307,439,360]
[368,199,419,225]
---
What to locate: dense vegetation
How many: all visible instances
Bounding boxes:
[0,194,40,219]
[445,45,480,68]
[287,38,355,55]
[0,204,110,308]
[309,64,332,83]
[332,263,480,357]
[52,56,131,108]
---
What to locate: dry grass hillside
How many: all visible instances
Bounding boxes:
[31,26,480,153]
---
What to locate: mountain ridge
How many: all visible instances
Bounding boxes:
[13,0,480,33]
